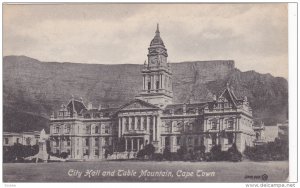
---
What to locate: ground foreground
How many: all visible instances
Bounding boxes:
[3,160,289,182]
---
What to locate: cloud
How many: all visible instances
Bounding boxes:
[3,3,288,78]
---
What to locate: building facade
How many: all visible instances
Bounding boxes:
[3,131,41,147]
[49,25,256,160]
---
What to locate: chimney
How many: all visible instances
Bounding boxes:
[88,102,93,110]
[213,95,217,101]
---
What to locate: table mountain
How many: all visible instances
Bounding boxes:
[3,55,288,132]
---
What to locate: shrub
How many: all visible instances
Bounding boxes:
[137,149,146,159]
[152,153,163,161]
[244,139,288,161]
[60,152,69,159]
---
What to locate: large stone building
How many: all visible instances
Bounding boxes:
[49,25,256,160]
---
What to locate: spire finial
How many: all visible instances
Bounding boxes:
[226,82,230,89]
[156,23,160,35]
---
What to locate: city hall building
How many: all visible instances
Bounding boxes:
[49,25,256,160]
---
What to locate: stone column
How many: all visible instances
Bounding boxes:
[143,75,145,90]
[98,137,103,159]
[131,138,134,151]
[125,138,128,151]
[137,138,140,151]
[134,116,138,130]
[141,116,144,130]
[160,74,163,88]
[146,116,150,132]
[153,116,156,141]
[129,117,132,130]
[122,117,126,133]
[118,118,121,138]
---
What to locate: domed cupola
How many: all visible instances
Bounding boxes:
[150,24,165,47]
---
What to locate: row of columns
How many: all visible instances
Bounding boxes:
[143,74,168,91]
[124,137,144,152]
[118,116,158,142]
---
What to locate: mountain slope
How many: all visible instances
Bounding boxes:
[3,55,288,132]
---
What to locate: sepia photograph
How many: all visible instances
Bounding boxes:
[2,2,294,184]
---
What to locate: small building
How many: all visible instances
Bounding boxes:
[3,131,41,146]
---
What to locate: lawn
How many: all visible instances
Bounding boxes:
[3,160,289,182]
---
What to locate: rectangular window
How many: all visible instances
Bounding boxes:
[86,126,90,134]
[212,122,217,130]
[95,138,99,147]
[188,137,192,145]
[84,149,89,155]
[137,117,141,130]
[212,135,217,145]
[105,137,109,145]
[189,123,193,131]
[55,140,59,147]
[165,137,170,146]
[65,125,70,133]
[95,149,99,156]
[105,127,109,134]
[4,138,8,144]
[85,138,89,146]
[16,138,20,144]
[55,127,59,133]
[95,126,99,134]
[176,136,181,145]
[67,139,71,146]
[125,118,129,131]
[228,121,234,129]
[195,138,198,146]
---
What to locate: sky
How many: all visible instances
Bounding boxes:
[3,3,288,78]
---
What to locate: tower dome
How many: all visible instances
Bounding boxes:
[150,24,165,47]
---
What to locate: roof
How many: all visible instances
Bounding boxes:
[165,102,207,110]
[150,24,165,47]
[164,102,207,115]
[67,99,87,114]
[118,98,160,111]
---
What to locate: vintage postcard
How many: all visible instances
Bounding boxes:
[2,3,295,184]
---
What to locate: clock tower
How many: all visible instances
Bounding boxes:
[136,24,173,108]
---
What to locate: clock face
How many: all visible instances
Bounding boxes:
[150,56,157,64]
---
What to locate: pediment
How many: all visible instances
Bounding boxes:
[119,99,159,111]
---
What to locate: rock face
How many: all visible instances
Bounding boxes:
[3,55,288,132]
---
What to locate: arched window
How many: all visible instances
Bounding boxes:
[125,117,129,131]
[228,119,234,129]
[143,116,147,130]
[211,121,217,130]
[131,117,135,130]
[95,126,99,134]
[137,117,141,130]
[148,82,151,91]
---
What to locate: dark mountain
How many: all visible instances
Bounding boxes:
[3,55,288,132]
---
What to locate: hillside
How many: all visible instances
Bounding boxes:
[3,55,288,132]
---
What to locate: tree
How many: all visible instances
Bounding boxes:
[144,144,155,157]
[177,146,188,160]
[163,147,172,160]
